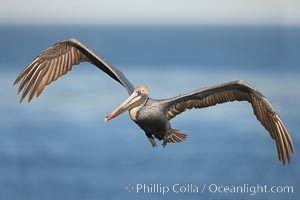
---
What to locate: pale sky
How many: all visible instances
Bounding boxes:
[1,0,300,25]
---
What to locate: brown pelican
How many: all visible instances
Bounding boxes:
[14,38,294,165]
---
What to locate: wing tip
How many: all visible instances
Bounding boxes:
[13,80,18,86]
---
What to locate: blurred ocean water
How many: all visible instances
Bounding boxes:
[0,25,299,200]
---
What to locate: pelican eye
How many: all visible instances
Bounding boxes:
[138,90,145,95]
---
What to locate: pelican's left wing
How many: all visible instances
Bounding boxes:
[162,80,294,165]
[14,38,135,102]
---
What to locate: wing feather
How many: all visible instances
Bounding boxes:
[14,38,135,102]
[37,67,50,97]
[31,61,53,100]
[18,62,39,94]
[163,80,294,165]
[29,69,43,102]
[20,63,45,102]
[46,59,56,85]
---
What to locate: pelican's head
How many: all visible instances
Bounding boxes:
[105,85,149,122]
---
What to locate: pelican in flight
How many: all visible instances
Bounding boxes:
[14,39,294,165]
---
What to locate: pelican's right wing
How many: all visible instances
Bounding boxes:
[162,80,294,165]
[14,38,135,102]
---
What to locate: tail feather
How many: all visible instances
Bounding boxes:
[168,129,187,143]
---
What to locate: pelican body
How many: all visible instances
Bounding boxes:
[105,89,188,147]
[14,38,294,165]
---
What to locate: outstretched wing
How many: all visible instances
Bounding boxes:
[14,38,135,102]
[162,80,294,165]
